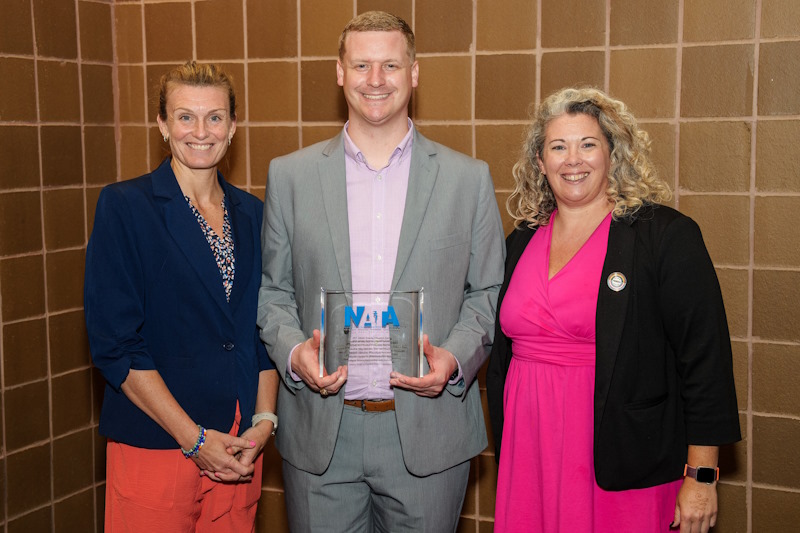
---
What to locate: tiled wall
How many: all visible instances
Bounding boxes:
[1,0,798,531]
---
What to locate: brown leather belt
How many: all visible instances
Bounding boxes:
[343,399,395,412]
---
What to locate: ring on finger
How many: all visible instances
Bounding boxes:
[320,388,329,397]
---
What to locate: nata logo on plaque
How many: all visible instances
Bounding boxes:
[344,306,400,328]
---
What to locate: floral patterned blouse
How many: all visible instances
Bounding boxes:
[184,195,235,302]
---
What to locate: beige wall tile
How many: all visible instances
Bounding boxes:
[416,0,472,53]
[610,48,676,119]
[33,0,77,59]
[753,270,800,342]
[6,445,51,516]
[82,64,115,124]
[715,267,748,338]
[679,122,751,192]
[758,41,800,116]
[41,126,83,187]
[755,197,800,267]
[2,319,48,386]
[45,249,85,312]
[477,0,536,51]
[0,58,37,122]
[684,0,756,41]
[476,54,536,120]
[248,62,298,122]
[752,415,800,488]
[5,381,49,451]
[610,0,678,45]
[249,126,300,187]
[416,125,472,157]
[0,0,33,55]
[753,343,800,416]
[0,191,42,256]
[300,60,347,122]
[719,413,747,483]
[53,430,94,498]
[541,51,604,100]
[79,1,113,63]
[49,310,91,374]
[358,0,412,26]
[414,56,471,121]
[54,489,95,532]
[681,45,753,117]
[301,0,352,57]
[0,126,40,190]
[37,60,81,123]
[715,483,747,533]
[196,0,244,60]
[753,487,800,530]
[0,255,46,321]
[114,3,143,64]
[678,195,750,265]
[476,125,526,191]
[118,65,146,123]
[542,0,604,47]
[43,189,85,250]
[756,120,800,192]
[84,126,117,186]
[247,0,297,58]
[761,0,800,37]
[642,123,676,189]
[144,2,193,63]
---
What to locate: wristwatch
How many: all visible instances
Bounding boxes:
[683,464,719,484]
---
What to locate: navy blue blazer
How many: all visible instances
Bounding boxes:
[85,158,273,449]
[487,204,741,490]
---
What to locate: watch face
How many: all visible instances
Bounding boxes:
[696,467,717,483]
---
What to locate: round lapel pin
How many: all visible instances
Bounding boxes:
[607,272,627,292]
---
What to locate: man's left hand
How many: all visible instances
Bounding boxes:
[389,334,458,397]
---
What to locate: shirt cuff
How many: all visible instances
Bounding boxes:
[286,342,303,382]
[448,355,463,385]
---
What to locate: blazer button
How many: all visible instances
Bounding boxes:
[223,342,235,351]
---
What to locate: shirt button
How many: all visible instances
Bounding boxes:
[371,380,377,387]
[223,342,234,351]
[376,213,381,219]
[377,254,382,261]
[377,174,383,180]
[376,296,382,303]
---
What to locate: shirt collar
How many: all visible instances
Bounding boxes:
[342,119,415,170]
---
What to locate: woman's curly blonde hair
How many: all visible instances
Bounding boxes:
[507,87,672,228]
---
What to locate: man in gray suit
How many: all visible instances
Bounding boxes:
[258,11,504,532]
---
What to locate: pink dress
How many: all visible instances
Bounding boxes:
[494,212,682,532]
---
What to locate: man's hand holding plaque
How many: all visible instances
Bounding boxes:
[290,329,348,396]
[389,334,459,397]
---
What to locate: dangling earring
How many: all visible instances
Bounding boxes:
[228,136,232,146]
[163,134,169,143]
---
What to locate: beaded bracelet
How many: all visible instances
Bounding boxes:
[181,425,207,458]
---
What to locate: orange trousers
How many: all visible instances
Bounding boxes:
[104,406,262,533]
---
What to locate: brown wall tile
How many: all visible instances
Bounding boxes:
[41,126,83,187]
[753,270,800,342]
[37,60,81,123]
[0,191,43,255]
[681,45,753,117]
[752,487,800,531]
[754,197,800,267]
[260,440,284,490]
[85,126,118,185]
[300,0,352,57]
[753,343,800,416]
[33,0,77,59]
[247,0,297,58]
[43,188,85,250]
[53,430,94,497]
[52,369,93,435]
[86,186,102,236]
[496,191,515,237]
[0,0,33,55]
[357,0,412,26]
[219,61,246,120]
[300,60,347,122]
[255,490,289,532]
[3,319,48,386]
[678,195,750,265]
[756,120,800,192]
[610,48,676,119]
[0,126,40,190]
[6,444,51,516]
[758,41,800,116]
[196,0,244,60]
[0,458,4,523]
[248,62,298,122]
[114,3,143,64]
[301,126,344,147]
[120,126,150,179]
[761,0,800,38]
[118,65,147,124]
[477,0,536,51]
[46,249,86,312]
[610,0,678,45]
[718,413,747,483]
[5,380,49,451]
[0,255,46,321]
[715,483,747,533]
[0,58,37,122]
[476,125,526,191]
[144,3,193,63]
[249,127,300,187]
[82,64,115,124]
[416,0,473,53]
[476,54,536,120]
[540,51,604,101]
[54,489,95,532]
[414,56,471,121]
[643,123,676,188]
[94,429,106,482]
[731,341,748,413]
[416,125,472,158]
[221,125,247,187]
[462,456,478,515]
[149,125,170,170]
[8,508,51,533]
[479,520,495,533]
[715,268,748,338]
[542,0,605,48]
[752,415,800,488]
[679,122,751,192]
[684,0,756,41]
[49,310,91,374]
[477,454,497,518]
[79,0,113,63]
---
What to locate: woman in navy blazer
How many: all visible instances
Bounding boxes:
[486,87,740,533]
[85,62,278,532]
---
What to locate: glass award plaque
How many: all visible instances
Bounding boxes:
[319,289,424,378]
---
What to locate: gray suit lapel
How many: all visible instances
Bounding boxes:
[392,132,438,289]
[319,134,352,291]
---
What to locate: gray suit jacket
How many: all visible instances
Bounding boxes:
[258,130,505,476]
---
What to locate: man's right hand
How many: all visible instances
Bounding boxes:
[290,329,348,394]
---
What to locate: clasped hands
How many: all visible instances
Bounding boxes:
[291,331,458,398]
[196,418,274,483]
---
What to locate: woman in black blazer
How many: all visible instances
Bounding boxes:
[486,87,740,533]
